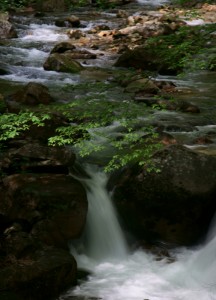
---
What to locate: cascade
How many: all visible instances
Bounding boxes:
[63,166,216,300]
[71,165,128,262]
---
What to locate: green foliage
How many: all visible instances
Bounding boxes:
[145,24,216,73]
[48,98,162,172]
[0,112,51,141]
[0,97,162,173]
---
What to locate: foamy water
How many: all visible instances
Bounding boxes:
[61,166,216,300]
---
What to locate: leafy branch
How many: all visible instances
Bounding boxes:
[0,112,51,141]
[0,97,162,172]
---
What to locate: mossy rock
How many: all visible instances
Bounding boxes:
[43,53,84,73]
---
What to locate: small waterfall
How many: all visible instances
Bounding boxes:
[71,165,128,262]
[64,166,216,300]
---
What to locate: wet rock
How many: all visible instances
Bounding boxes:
[127,15,149,26]
[1,142,75,175]
[67,29,86,39]
[109,145,216,246]
[55,19,68,27]
[114,43,181,75]
[31,219,70,249]
[2,229,37,259]
[115,22,173,39]
[51,41,76,54]
[66,15,81,28]
[1,173,87,243]
[43,53,84,73]
[156,132,177,146]
[193,136,214,145]
[0,13,17,39]
[117,10,129,18]
[53,49,97,60]
[55,17,84,29]
[98,30,113,38]
[124,78,159,94]
[153,80,177,93]
[91,24,111,33]
[177,100,200,113]
[5,82,54,108]
[0,248,77,300]
[134,96,200,113]
[0,213,11,235]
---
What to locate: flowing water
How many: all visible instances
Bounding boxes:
[1,1,216,299]
[70,166,128,262]
[62,165,216,300]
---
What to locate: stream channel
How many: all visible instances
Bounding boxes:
[1,0,216,299]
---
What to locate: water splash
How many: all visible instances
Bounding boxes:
[64,166,216,300]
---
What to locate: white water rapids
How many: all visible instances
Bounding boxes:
[61,166,216,300]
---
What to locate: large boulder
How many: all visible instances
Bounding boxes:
[43,53,84,73]
[0,142,75,175]
[0,173,87,248]
[66,15,81,27]
[0,248,77,300]
[50,41,76,54]
[50,42,96,59]
[109,145,216,246]
[124,78,159,94]
[114,45,178,74]
[5,82,54,110]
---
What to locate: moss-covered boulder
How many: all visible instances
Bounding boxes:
[43,53,84,73]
